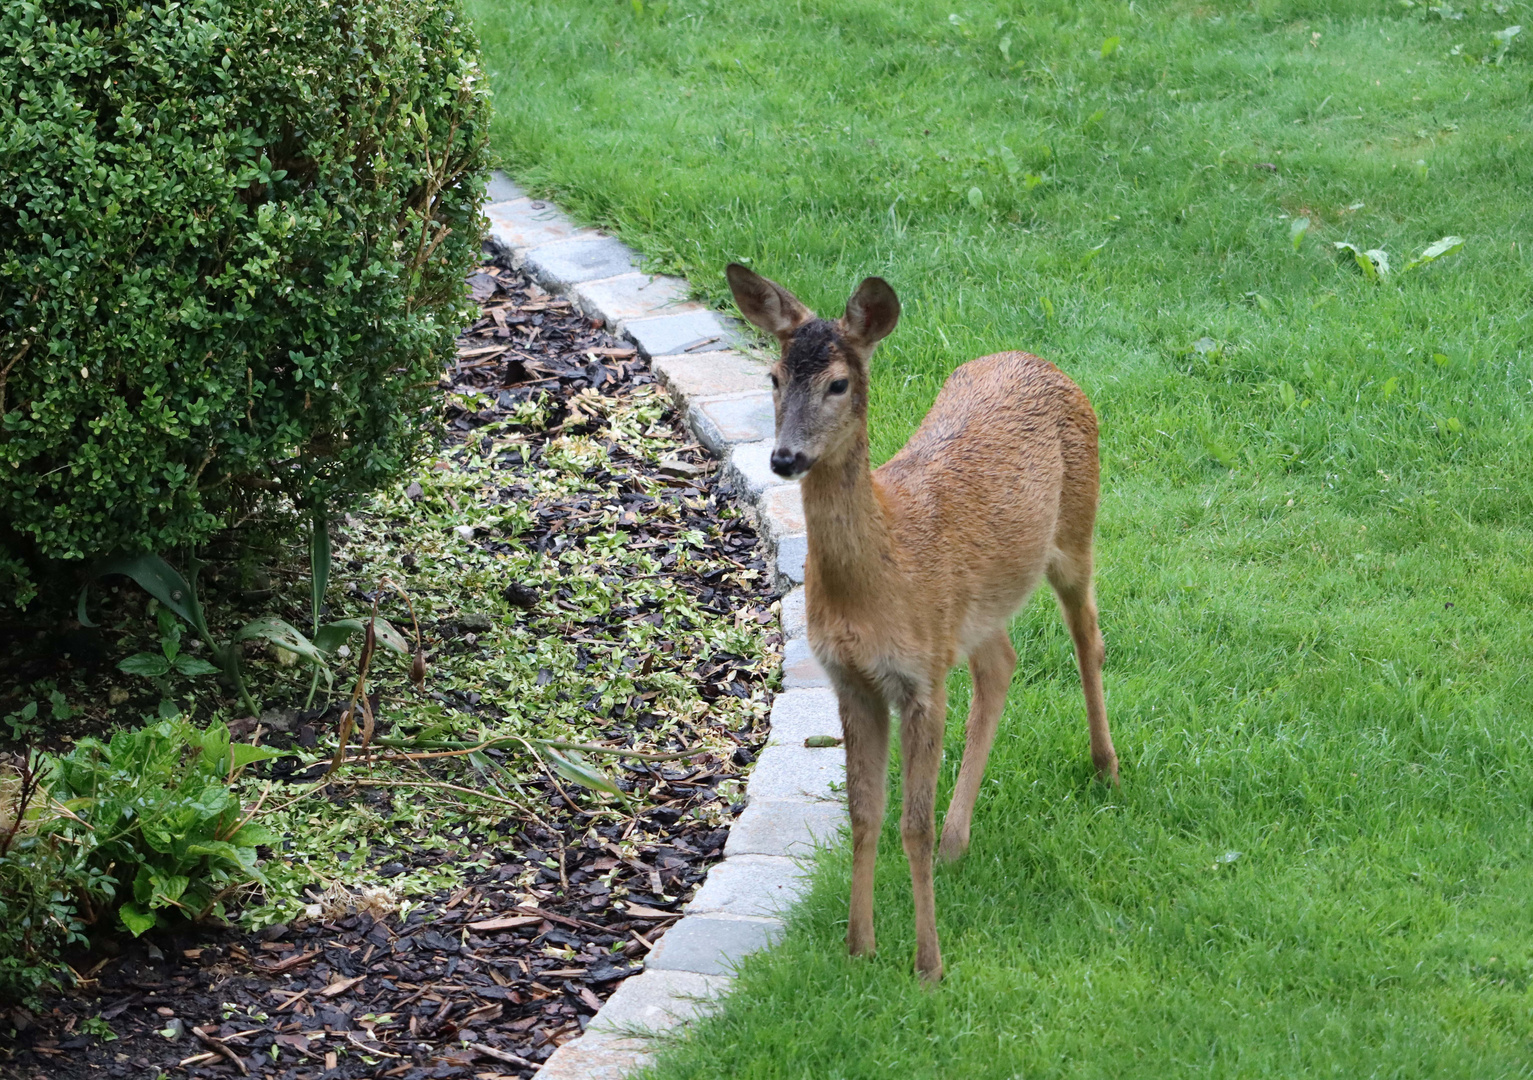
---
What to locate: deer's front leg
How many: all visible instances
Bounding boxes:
[900,685,947,982]
[839,682,890,958]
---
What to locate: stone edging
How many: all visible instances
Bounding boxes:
[480,173,844,1078]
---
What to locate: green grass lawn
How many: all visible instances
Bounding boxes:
[469,0,1533,1074]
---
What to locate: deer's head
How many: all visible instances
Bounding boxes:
[725,264,900,480]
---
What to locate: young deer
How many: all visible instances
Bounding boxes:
[726,264,1119,983]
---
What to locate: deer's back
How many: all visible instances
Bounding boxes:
[873,352,1098,624]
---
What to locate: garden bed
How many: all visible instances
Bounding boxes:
[1,263,781,1078]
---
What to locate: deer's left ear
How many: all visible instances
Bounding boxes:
[842,277,900,349]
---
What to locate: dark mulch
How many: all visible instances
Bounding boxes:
[1,261,778,1079]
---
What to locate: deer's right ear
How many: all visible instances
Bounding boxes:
[726,263,813,340]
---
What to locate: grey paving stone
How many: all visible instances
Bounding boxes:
[536,1030,651,1079]
[758,483,804,538]
[746,743,844,802]
[782,632,830,687]
[644,914,784,976]
[688,393,775,455]
[486,171,526,204]
[780,586,807,640]
[724,799,846,858]
[775,533,808,588]
[572,273,700,332]
[765,688,841,746]
[588,969,733,1035]
[686,855,810,918]
[483,198,592,257]
[652,351,772,406]
[725,441,779,498]
[522,236,639,290]
[626,309,748,359]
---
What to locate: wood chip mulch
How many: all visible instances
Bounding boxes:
[1,260,778,1079]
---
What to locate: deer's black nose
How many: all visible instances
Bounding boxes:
[770,448,813,478]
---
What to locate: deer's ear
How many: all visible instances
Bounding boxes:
[842,277,900,348]
[726,263,813,339]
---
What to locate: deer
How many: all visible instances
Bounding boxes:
[725,264,1119,984]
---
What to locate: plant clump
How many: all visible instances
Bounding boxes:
[0,0,492,606]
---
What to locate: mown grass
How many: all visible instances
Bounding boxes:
[469,0,1533,1074]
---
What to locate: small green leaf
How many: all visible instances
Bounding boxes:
[173,655,222,677]
[148,873,191,907]
[119,653,171,678]
[1403,235,1465,271]
[1289,216,1310,252]
[1100,35,1121,58]
[1334,241,1385,282]
[230,743,286,770]
[804,735,844,748]
[1277,380,1297,409]
[119,902,158,937]
[967,186,984,209]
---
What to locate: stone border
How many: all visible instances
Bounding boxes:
[482,174,844,1078]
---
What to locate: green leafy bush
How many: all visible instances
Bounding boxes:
[0,0,492,605]
[47,717,282,936]
[0,717,280,1004]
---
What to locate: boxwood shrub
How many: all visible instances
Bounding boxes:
[0,0,491,605]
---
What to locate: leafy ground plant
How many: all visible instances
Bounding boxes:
[46,717,282,936]
[472,0,1533,1075]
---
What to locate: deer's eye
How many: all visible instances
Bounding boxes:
[770,373,781,390]
[828,378,849,395]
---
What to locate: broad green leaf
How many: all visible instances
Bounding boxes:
[119,902,157,937]
[312,618,365,655]
[119,653,171,678]
[90,554,197,625]
[1100,35,1120,58]
[1404,235,1465,271]
[173,655,222,677]
[373,617,411,655]
[966,186,984,209]
[542,747,627,801]
[310,507,331,632]
[235,616,326,666]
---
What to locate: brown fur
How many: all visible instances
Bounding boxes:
[726,264,1118,984]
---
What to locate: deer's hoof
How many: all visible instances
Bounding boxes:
[847,929,877,958]
[1095,755,1120,786]
[936,825,969,863]
[915,950,944,985]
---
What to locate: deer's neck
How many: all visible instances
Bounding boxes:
[800,430,894,605]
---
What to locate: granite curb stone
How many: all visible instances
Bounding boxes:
[572,273,701,332]
[644,914,786,977]
[484,174,843,1080]
[522,236,640,290]
[685,854,812,918]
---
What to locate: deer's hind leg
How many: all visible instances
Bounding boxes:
[1047,547,1118,783]
[938,629,1016,862]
